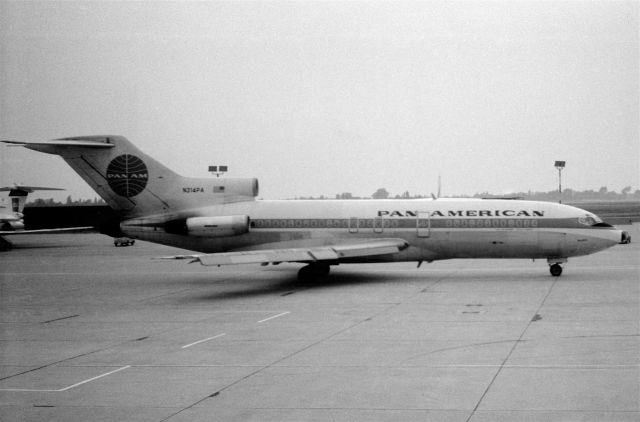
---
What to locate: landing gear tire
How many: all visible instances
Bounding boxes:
[297,264,330,282]
[549,263,563,277]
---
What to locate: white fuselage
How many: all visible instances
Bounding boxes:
[120,198,623,262]
[0,208,24,230]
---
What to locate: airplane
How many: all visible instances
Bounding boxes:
[2,136,629,279]
[0,185,94,246]
[0,185,63,231]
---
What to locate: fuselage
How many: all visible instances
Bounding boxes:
[120,198,623,263]
[0,209,24,231]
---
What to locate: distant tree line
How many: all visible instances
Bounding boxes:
[474,186,640,201]
[26,196,107,207]
[300,186,640,201]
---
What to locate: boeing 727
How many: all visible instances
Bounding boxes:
[2,136,628,279]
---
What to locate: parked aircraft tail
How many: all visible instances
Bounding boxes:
[0,185,64,214]
[3,136,258,218]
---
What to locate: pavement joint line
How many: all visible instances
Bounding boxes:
[0,365,130,392]
[40,314,80,324]
[63,363,639,369]
[158,297,421,421]
[465,278,560,422]
[0,332,170,383]
[181,333,226,349]
[0,347,115,382]
[258,311,290,323]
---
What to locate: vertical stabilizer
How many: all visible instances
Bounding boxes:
[3,136,259,218]
[4,136,179,217]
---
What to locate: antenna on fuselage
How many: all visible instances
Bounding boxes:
[431,174,441,200]
[554,161,565,204]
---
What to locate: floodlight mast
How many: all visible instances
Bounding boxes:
[208,165,228,178]
[554,161,565,203]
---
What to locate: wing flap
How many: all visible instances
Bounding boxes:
[331,241,405,258]
[307,248,340,260]
[180,238,408,267]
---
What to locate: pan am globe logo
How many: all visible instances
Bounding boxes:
[106,154,149,197]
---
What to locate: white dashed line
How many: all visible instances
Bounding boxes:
[0,365,130,392]
[181,333,226,349]
[258,311,290,323]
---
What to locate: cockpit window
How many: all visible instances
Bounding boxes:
[578,213,607,227]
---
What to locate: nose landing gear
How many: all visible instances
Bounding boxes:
[549,263,563,277]
[547,257,567,277]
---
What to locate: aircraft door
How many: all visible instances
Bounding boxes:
[11,197,20,212]
[417,211,430,238]
[538,231,568,257]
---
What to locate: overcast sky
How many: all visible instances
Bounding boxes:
[1,1,638,203]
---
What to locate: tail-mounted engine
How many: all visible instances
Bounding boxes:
[213,178,259,198]
[164,215,250,237]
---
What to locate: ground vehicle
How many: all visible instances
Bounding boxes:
[114,237,135,247]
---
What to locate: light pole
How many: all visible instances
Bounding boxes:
[554,161,565,203]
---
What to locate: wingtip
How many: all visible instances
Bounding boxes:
[154,254,202,261]
[2,140,27,146]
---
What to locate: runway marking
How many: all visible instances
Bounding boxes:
[258,311,290,323]
[181,333,226,349]
[0,365,130,392]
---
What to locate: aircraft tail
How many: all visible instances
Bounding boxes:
[3,136,258,218]
[0,185,64,214]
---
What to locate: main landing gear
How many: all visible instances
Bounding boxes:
[547,258,567,277]
[297,263,330,282]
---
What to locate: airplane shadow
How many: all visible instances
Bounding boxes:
[158,264,554,305]
[184,269,418,302]
[2,242,72,250]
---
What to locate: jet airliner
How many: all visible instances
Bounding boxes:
[0,184,94,250]
[2,136,628,279]
[0,185,64,232]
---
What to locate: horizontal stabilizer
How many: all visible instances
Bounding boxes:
[3,139,115,150]
[0,226,94,235]
[0,185,65,193]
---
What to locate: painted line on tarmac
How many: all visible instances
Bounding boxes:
[181,333,226,349]
[258,311,290,323]
[0,365,130,392]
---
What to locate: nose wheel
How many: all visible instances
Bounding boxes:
[549,263,563,277]
[547,258,567,277]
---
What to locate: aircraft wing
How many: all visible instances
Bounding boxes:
[163,238,409,266]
